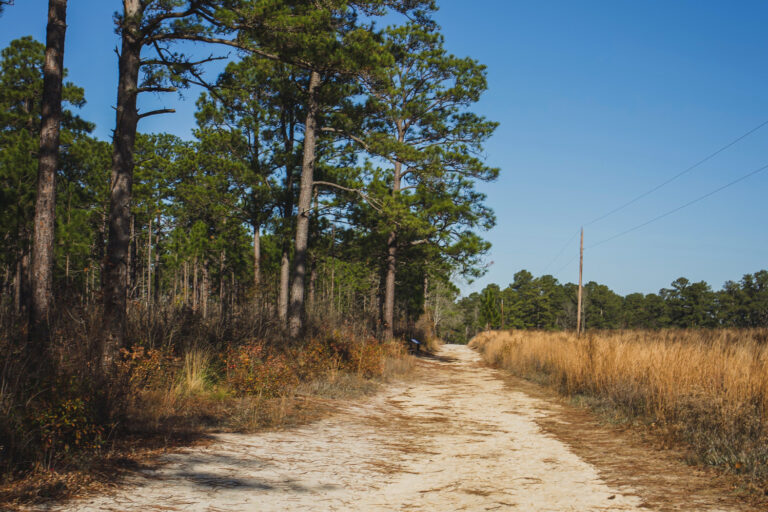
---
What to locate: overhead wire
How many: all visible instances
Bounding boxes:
[537,118,768,281]
[589,161,768,249]
[584,117,768,227]
[541,229,580,274]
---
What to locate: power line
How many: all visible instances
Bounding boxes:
[554,253,579,276]
[585,118,768,226]
[541,229,580,274]
[588,161,768,249]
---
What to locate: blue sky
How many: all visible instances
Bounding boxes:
[2,1,767,297]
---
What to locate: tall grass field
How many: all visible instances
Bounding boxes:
[469,329,768,487]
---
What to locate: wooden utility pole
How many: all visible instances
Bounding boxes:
[576,227,584,336]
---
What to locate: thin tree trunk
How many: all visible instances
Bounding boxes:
[183,260,188,306]
[278,246,289,320]
[147,216,152,307]
[127,213,134,294]
[219,249,225,306]
[30,0,67,335]
[288,70,321,336]
[14,257,22,316]
[153,239,159,305]
[230,271,235,310]
[277,106,295,322]
[202,262,209,319]
[252,225,260,290]
[308,258,316,313]
[103,0,143,369]
[329,224,335,312]
[192,259,198,313]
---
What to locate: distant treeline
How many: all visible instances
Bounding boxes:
[440,269,768,342]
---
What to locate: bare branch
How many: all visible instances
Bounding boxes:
[138,108,175,119]
[314,180,384,213]
[136,86,178,94]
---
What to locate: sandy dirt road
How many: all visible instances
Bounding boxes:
[46,344,751,511]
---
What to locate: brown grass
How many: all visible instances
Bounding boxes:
[469,329,768,489]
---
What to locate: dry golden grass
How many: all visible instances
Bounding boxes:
[470,329,768,485]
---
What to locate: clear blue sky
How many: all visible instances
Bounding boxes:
[2,1,767,297]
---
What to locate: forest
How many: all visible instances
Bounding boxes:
[5,1,768,506]
[0,0,497,492]
[448,269,768,342]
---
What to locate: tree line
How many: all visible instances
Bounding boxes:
[442,269,768,342]
[0,1,497,368]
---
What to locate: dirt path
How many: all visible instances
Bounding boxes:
[45,344,752,511]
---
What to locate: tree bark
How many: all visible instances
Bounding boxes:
[288,70,321,336]
[127,213,134,294]
[103,0,143,369]
[14,257,22,316]
[383,231,397,339]
[277,106,295,321]
[153,235,160,305]
[146,215,152,307]
[252,225,260,290]
[308,257,316,312]
[30,0,67,335]
[278,246,289,320]
[192,259,198,312]
[382,160,402,339]
[219,248,226,307]
[202,262,209,319]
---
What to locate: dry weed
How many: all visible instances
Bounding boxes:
[470,329,768,486]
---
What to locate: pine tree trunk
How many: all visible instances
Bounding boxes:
[127,213,134,294]
[383,233,397,339]
[192,259,198,313]
[278,245,289,320]
[219,249,225,307]
[103,0,143,370]
[202,262,209,319]
[173,267,177,305]
[252,225,260,290]
[383,160,402,339]
[30,0,67,335]
[14,257,22,316]
[277,108,295,321]
[146,216,152,307]
[308,258,316,313]
[288,70,321,336]
[153,241,159,305]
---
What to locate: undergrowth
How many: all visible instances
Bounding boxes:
[0,303,414,506]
